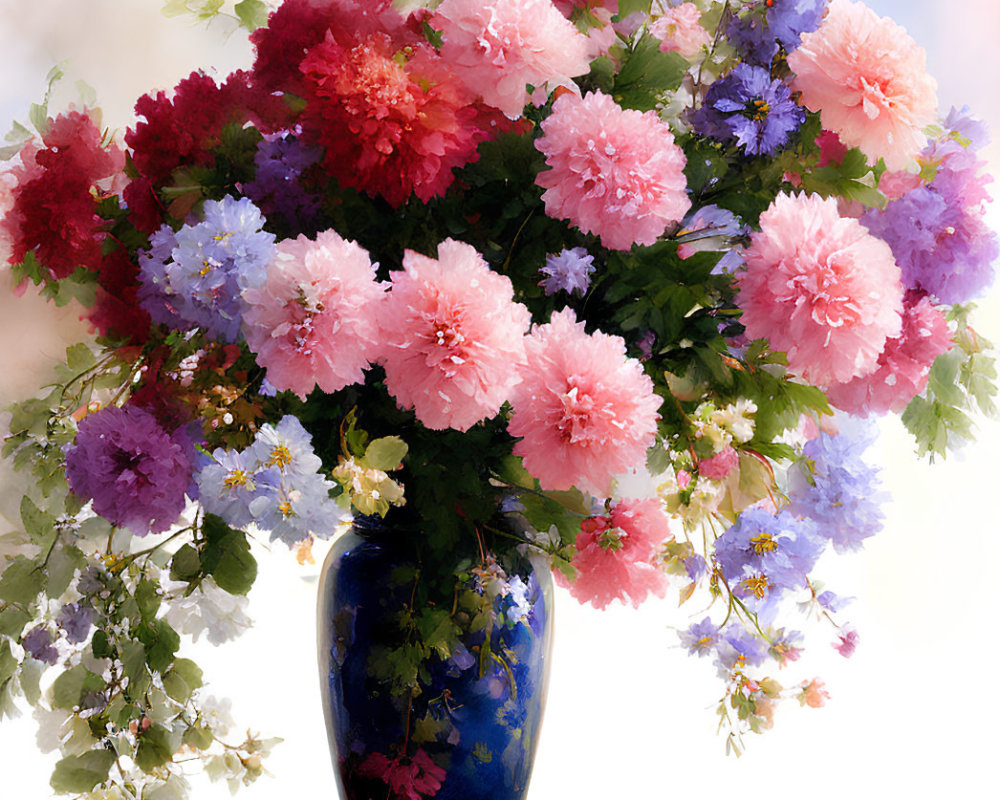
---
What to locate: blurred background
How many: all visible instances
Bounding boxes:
[0,1,998,797]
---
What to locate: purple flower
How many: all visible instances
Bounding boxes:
[684,553,708,582]
[539,247,596,296]
[788,423,886,553]
[726,0,828,64]
[57,603,94,645]
[196,449,280,529]
[138,196,275,342]
[861,113,998,304]
[691,63,804,157]
[679,616,720,656]
[718,626,768,668]
[243,130,323,232]
[817,589,851,613]
[714,508,824,601]
[22,626,58,665]
[65,405,195,536]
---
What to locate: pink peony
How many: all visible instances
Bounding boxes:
[508,308,660,496]
[787,0,937,171]
[698,445,738,480]
[825,291,952,415]
[737,192,903,387]
[567,497,671,609]
[649,3,711,59]
[241,230,384,400]
[433,0,591,118]
[379,239,531,431]
[534,90,690,251]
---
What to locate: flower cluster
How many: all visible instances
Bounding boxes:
[1,0,997,795]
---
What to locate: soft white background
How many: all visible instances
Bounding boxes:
[1,1,998,797]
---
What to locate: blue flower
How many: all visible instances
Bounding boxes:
[138,195,275,342]
[538,247,595,296]
[679,617,720,657]
[727,0,828,65]
[714,508,824,601]
[788,423,886,553]
[196,448,281,529]
[692,63,805,157]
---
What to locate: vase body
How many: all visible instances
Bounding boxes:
[317,523,554,800]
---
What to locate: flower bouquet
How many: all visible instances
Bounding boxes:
[0,0,997,798]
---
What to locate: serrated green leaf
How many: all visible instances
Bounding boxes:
[137,619,180,674]
[614,33,688,111]
[0,640,16,685]
[234,0,269,30]
[50,749,116,794]
[209,533,257,596]
[19,495,55,543]
[162,671,192,704]
[361,436,408,471]
[18,657,44,705]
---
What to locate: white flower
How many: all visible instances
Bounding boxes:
[162,577,252,645]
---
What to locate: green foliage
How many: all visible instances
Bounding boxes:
[234,0,269,30]
[50,750,117,794]
[903,310,998,458]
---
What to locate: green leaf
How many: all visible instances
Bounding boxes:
[19,496,56,544]
[0,604,31,637]
[52,665,104,711]
[202,517,258,596]
[183,723,214,751]
[0,557,43,605]
[162,671,192,704]
[169,544,202,582]
[0,640,16,685]
[121,640,150,700]
[137,619,180,674]
[19,657,44,705]
[135,724,176,771]
[234,0,269,30]
[614,33,688,111]
[361,436,408,471]
[46,545,87,598]
[50,749,116,794]
[136,579,162,622]
[91,630,112,659]
[172,658,203,691]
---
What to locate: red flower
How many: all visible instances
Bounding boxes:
[2,111,123,280]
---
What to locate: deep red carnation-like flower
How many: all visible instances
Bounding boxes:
[88,249,152,345]
[2,110,123,280]
[299,29,491,207]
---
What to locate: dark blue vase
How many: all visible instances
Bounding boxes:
[317,523,554,800]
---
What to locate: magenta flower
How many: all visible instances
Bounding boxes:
[241,229,385,400]
[568,497,671,609]
[65,405,194,536]
[736,192,903,387]
[357,749,445,800]
[508,309,660,497]
[535,90,691,251]
[379,239,531,431]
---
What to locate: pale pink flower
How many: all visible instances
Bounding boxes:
[787,0,937,171]
[379,239,530,431]
[241,230,384,400]
[535,90,690,251]
[698,445,738,480]
[434,0,591,118]
[833,627,858,658]
[567,497,671,609]
[825,291,952,415]
[649,3,710,59]
[508,308,660,497]
[736,192,903,387]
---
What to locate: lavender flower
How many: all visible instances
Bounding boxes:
[679,616,720,656]
[714,508,824,601]
[788,424,886,553]
[726,0,828,65]
[57,603,94,645]
[691,63,804,157]
[65,404,194,537]
[138,195,275,342]
[717,626,768,669]
[539,247,596,296]
[861,112,998,304]
[22,626,58,665]
[196,449,280,529]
